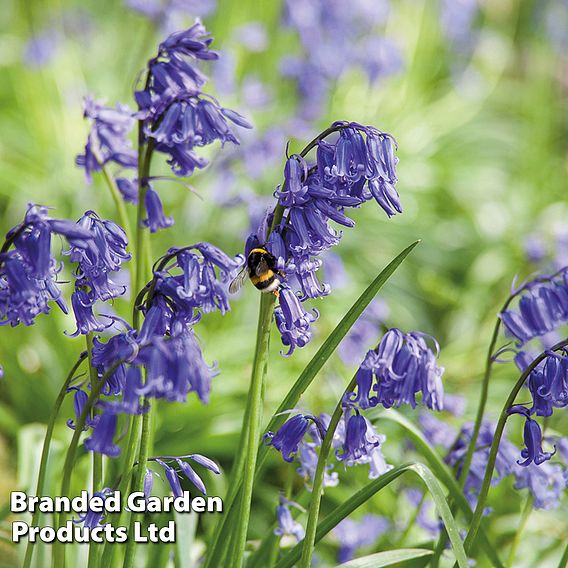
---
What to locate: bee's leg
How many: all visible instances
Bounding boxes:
[272,288,280,299]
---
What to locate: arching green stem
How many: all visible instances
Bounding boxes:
[232,292,276,568]
[53,360,122,567]
[299,373,357,568]
[463,338,568,555]
[22,352,87,568]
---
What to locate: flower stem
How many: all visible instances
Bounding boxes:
[87,333,103,568]
[506,494,533,568]
[98,414,142,567]
[558,542,568,568]
[233,292,276,568]
[53,360,121,568]
[463,338,568,555]
[458,316,502,487]
[98,161,133,246]
[22,352,87,568]
[133,134,154,307]
[299,373,357,568]
[122,402,154,568]
[120,130,155,568]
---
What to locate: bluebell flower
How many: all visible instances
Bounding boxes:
[144,468,154,499]
[508,406,556,466]
[348,367,377,410]
[274,287,319,356]
[155,459,183,498]
[74,488,113,528]
[66,387,99,431]
[145,243,241,321]
[151,453,220,495]
[347,329,445,411]
[274,496,305,543]
[76,96,137,183]
[332,514,389,564]
[84,409,120,457]
[69,211,131,283]
[64,211,131,335]
[0,204,92,327]
[128,243,238,405]
[136,20,252,178]
[137,327,218,404]
[249,123,401,355]
[116,177,139,203]
[104,365,143,415]
[143,187,174,233]
[264,413,326,463]
[500,271,568,345]
[336,410,382,465]
[68,290,107,336]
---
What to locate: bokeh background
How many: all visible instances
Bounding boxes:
[0,0,567,566]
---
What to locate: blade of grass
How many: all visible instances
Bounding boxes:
[274,462,468,568]
[374,409,504,568]
[337,548,434,568]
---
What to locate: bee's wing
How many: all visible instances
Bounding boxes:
[229,267,248,294]
[255,257,269,276]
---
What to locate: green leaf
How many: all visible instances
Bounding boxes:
[275,462,469,568]
[336,548,434,568]
[374,409,504,568]
[204,241,420,568]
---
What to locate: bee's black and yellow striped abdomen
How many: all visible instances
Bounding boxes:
[247,248,280,293]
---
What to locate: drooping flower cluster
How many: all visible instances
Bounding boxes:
[347,328,445,411]
[76,21,251,232]
[66,211,131,336]
[148,453,220,496]
[76,97,138,185]
[500,270,568,346]
[496,269,568,468]
[136,20,252,179]
[515,349,568,418]
[442,419,568,511]
[264,413,326,463]
[0,204,93,327]
[265,409,392,487]
[74,488,114,529]
[73,242,241,457]
[247,122,401,355]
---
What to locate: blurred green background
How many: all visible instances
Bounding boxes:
[0,0,567,566]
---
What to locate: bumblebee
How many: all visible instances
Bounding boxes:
[229,247,282,296]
